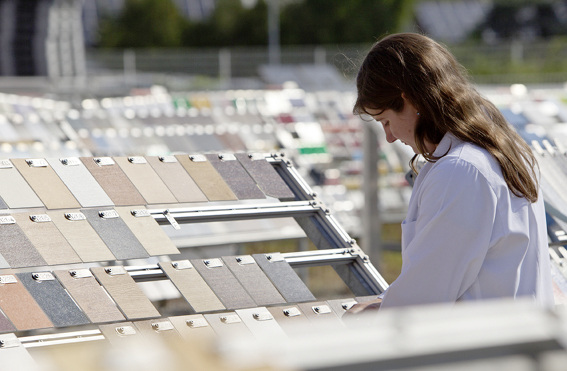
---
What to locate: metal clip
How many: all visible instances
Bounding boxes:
[312,305,332,315]
[115,326,137,336]
[163,209,180,230]
[218,153,236,161]
[25,158,48,167]
[131,209,150,218]
[220,314,241,324]
[252,312,273,321]
[203,258,223,268]
[32,272,55,281]
[188,154,206,162]
[69,269,93,279]
[104,266,127,276]
[65,212,86,221]
[60,157,81,166]
[235,256,255,265]
[151,321,174,332]
[0,335,20,349]
[282,307,301,317]
[98,210,119,219]
[127,156,147,164]
[158,155,177,163]
[265,253,284,262]
[171,260,193,270]
[93,157,115,166]
[30,214,51,223]
[186,318,208,328]
[341,301,358,311]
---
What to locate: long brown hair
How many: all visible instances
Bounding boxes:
[353,33,539,202]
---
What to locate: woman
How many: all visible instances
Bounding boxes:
[352,33,554,310]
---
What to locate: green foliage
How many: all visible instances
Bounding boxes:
[98,0,185,48]
[280,0,415,45]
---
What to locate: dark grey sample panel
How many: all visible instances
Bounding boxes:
[0,215,46,268]
[54,269,126,324]
[191,258,256,310]
[47,157,114,208]
[253,253,316,303]
[235,153,296,200]
[91,266,160,320]
[80,157,146,206]
[82,208,149,260]
[159,260,225,313]
[205,153,266,200]
[16,272,90,328]
[145,155,208,203]
[222,255,285,306]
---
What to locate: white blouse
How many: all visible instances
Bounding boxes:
[380,133,554,309]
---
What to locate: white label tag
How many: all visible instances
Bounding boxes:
[151,321,174,332]
[186,318,208,328]
[0,216,15,225]
[98,210,119,219]
[26,158,48,167]
[104,266,127,276]
[128,156,147,164]
[203,258,223,268]
[282,307,301,317]
[32,272,55,281]
[220,314,241,324]
[312,305,332,315]
[171,260,193,270]
[235,256,255,265]
[65,212,86,221]
[189,154,206,162]
[94,157,115,166]
[131,209,150,218]
[158,156,177,163]
[60,157,81,166]
[115,326,137,336]
[0,159,13,169]
[69,269,93,279]
[0,275,17,284]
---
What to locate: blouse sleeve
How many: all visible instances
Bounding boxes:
[380,157,498,308]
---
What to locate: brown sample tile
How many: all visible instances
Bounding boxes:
[145,155,208,203]
[175,154,237,201]
[0,215,47,268]
[205,153,266,200]
[115,206,179,257]
[91,266,160,320]
[54,269,125,324]
[222,255,285,306]
[235,153,296,200]
[169,314,216,340]
[191,258,256,310]
[47,210,116,263]
[114,156,177,205]
[0,274,53,331]
[13,212,81,266]
[80,157,146,206]
[0,159,43,209]
[159,260,225,313]
[11,158,80,209]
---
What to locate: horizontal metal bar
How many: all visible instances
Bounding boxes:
[21,329,104,348]
[150,201,320,225]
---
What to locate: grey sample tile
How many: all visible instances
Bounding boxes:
[191,258,256,310]
[17,271,90,328]
[205,153,266,200]
[82,208,149,260]
[235,153,296,200]
[253,253,316,303]
[222,255,285,306]
[47,157,114,208]
[0,215,47,268]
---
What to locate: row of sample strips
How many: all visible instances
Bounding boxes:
[0,153,295,210]
[0,295,375,369]
[0,253,317,333]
